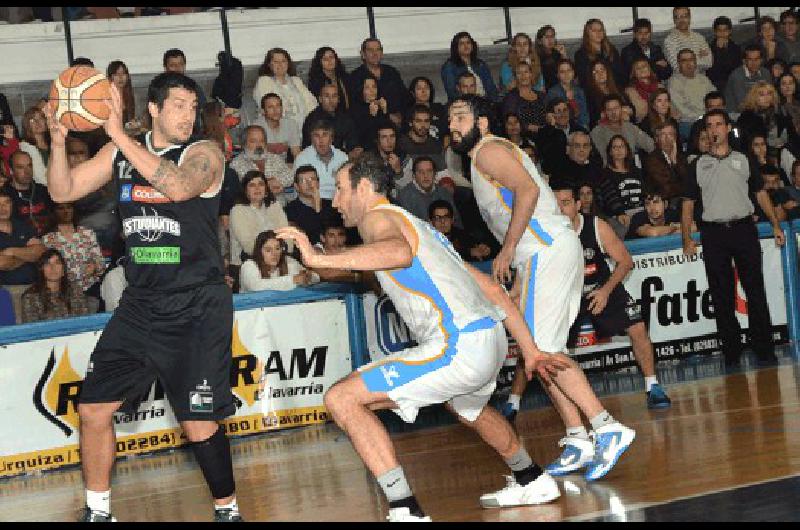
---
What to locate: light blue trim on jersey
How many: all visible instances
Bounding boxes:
[498,187,554,246]
[522,253,539,335]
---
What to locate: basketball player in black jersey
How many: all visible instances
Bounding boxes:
[45,73,242,522]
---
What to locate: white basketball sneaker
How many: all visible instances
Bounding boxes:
[387,507,432,522]
[479,472,561,508]
[544,436,595,476]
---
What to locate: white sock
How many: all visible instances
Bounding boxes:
[645,376,659,392]
[507,394,521,411]
[566,426,589,440]
[215,498,239,513]
[86,490,110,514]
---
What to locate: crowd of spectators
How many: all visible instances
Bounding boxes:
[0,6,796,326]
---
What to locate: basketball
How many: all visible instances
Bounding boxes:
[48,66,112,132]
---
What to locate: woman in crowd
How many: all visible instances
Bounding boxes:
[767,58,788,82]
[441,31,498,101]
[578,182,601,216]
[777,73,800,143]
[586,59,629,127]
[747,133,791,185]
[253,47,318,125]
[106,60,139,133]
[502,113,536,159]
[545,58,589,130]
[403,76,448,141]
[737,80,787,150]
[602,135,645,228]
[499,32,544,94]
[19,106,50,186]
[687,128,710,163]
[752,16,789,63]
[349,75,391,152]
[502,62,547,138]
[535,25,566,89]
[202,100,233,162]
[639,88,681,139]
[21,249,89,323]
[625,59,663,124]
[574,18,625,90]
[307,46,351,112]
[239,230,319,293]
[229,170,290,267]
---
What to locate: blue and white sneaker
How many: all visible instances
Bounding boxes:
[544,436,594,476]
[584,423,636,481]
[646,384,672,409]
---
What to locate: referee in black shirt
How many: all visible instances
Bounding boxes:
[681,109,785,368]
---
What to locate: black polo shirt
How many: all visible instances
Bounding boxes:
[0,219,38,285]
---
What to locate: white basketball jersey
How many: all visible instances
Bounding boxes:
[372,202,505,344]
[470,135,571,264]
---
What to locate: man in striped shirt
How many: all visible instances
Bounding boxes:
[664,7,713,73]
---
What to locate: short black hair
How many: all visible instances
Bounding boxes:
[602,93,624,109]
[703,108,732,127]
[548,179,577,197]
[633,18,652,32]
[147,72,198,110]
[361,38,382,54]
[412,156,436,174]
[449,94,494,121]
[321,218,346,235]
[428,199,453,219]
[260,92,282,109]
[163,48,186,68]
[71,57,94,67]
[345,152,392,195]
[643,187,665,201]
[294,164,318,184]
[308,118,335,134]
[743,43,763,57]
[760,163,781,176]
[409,103,432,120]
[374,121,397,139]
[546,96,569,113]
[456,71,476,84]
[781,9,798,24]
[713,16,732,29]
[704,90,725,106]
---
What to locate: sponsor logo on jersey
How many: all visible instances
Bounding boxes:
[584,248,595,261]
[123,207,181,242]
[130,246,180,264]
[131,186,170,204]
[120,184,133,202]
[584,263,597,276]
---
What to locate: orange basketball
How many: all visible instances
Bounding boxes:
[48,66,112,132]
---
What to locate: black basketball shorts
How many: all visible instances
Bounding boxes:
[80,282,235,422]
[569,285,644,344]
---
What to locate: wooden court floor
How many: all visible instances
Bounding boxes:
[3,359,800,522]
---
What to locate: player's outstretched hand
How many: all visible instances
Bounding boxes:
[523,349,570,385]
[43,104,68,148]
[103,83,126,140]
[276,226,321,268]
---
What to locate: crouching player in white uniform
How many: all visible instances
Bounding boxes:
[277,153,570,522]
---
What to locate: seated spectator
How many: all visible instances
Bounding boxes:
[349,75,392,152]
[725,45,772,114]
[535,25,566,89]
[590,94,655,166]
[18,107,49,186]
[707,16,742,95]
[456,71,478,97]
[687,128,710,163]
[229,170,289,266]
[751,16,790,63]
[586,59,631,128]
[372,123,409,191]
[746,133,791,186]
[302,83,362,158]
[502,62,547,139]
[441,31,498,102]
[502,113,537,160]
[668,48,716,140]
[545,59,590,130]
[285,165,341,245]
[574,19,626,90]
[428,199,498,262]
[403,76,448,142]
[253,48,318,126]
[162,48,207,137]
[21,249,88,323]
[201,100,233,162]
[0,124,19,176]
[396,156,462,226]
[603,135,645,229]
[577,181,601,216]
[538,97,589,176]
[310,220,363,284]
[307,46,352,112]
[230,125,268,181]
[779,10,800,65]
[778,159,800,218]
[41,202,104,313]
[625,59,663,123]
[262,154,295,207]
[499,32,545,94]
[639,88,681,140]
[756,163,792,221]
[626,189,684,239]
[293,119,349,200]
[621,18,672,82]
[397,105,446,171]
[641,122,687,208]
[239,230,318,293]
[0,189,46,322]
[767,58,788,81]
[99,257,126,313]
[664,7,713,73]
[107,60,141,134]
[348,38,407,127]
[252,93,301,162]
[688,91,735,152]
[6,150,53,236]
[736,80,787,149]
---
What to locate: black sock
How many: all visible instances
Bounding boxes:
[388,495,425,517]
[513,463,544,486]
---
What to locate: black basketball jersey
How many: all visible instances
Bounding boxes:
[578,213,612,297]
[113,132,224,291]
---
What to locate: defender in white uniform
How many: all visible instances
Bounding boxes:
[449,95,636,482]
[277,153,570,522]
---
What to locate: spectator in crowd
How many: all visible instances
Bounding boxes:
[626,189,684,239]
[668,48,716,140]
[779,10,800,64]
[253,48,318,126]
[752,16,789,63]
[737,81,786,149]
[455,71,478,97]
[681,108,783,368]
[293,119,349,200]
[745,134,790,186]
[348,38,407,127]
[577,181,600,217]
[639,88,681,139]
[757,163,791,221]
[6,150,53,236]
[302,83,362,159]
[230,125,270,181]
[725,45,772,114]
[499,32,544,94]
[41,202,104,313]
[372,124,408,191]
[767,58,788,82]
[229,170,290,267]
[625,58,664,123]
[0,189,46,322]
[779,159,800,218]
[585,59,630,128]
[776,72,800,144]
[535,24,567,89]
[403,76,448,142]
[0,124,20,177]
[99,257,125,313]
[396,156,461,226]
[397,105,445,171]
[106,60,139,132]
[664,7,713,73]
[574,18,626,90]
[349,75,392,152]
[239,230,318,293]
[310,220,364,284]
[252,93,302,162]
[502,113,537,160]
[590,94,655,166]
[688,91,731,152]
[307,46,352,112]
[501,62,547,140]
[707,16,743,94]
[545,58,590,130]
[441,31,498,102]
[262,154,295,207]
[202,100,233,162]
[642,122,688,208]
[603,135,645,225]
[428,199,497,262]
[537,97,589,176]
[162,48,206,136]
[18,106,49,186]
[687,127,710,163]
[621,18,672,82]
[20,249,88,323]
[285,165,341,245]
[791,62,800,83]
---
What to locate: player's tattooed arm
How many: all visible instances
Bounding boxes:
[147,143,223,202]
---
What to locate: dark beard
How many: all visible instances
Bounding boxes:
[450,123,481,156]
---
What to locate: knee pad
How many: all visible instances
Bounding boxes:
[190,427,235,500]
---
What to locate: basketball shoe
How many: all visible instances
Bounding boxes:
[479,472,560,508]
[646,384,672,409]
[544,436,595,476]
[213,508,243,522]
[387,507,432,522]
[584,423,636,481]
[79,507,116,522]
